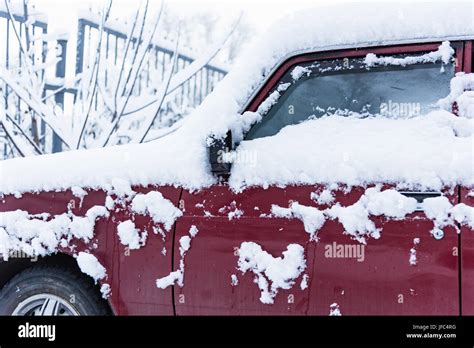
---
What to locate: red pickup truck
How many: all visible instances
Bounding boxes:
[0,5,473,316]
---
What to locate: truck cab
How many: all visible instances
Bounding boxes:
[0,3,473,316]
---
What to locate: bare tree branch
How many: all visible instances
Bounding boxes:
[5,111,43,154]
[121,13,241,116]
[4,0,40,89]
[120,0,149,98]
[0,68,71,147]
[114,1,163,120]
[75,0,113,149]
[137,24,181,143]
[0,109,40,157]
[100,1,164,146]
[112,1,142,118]
[112,1,142,119]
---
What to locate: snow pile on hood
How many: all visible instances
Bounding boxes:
[1,3,473,195]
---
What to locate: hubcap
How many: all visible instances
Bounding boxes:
[12,294,80,316]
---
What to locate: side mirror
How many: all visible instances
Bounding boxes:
[209,130,232,176]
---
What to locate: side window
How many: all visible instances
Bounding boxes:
[245,53,455,140]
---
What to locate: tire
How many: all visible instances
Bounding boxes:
[0,264,110,316]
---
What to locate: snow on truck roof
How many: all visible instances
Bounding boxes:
[1,2,474,195]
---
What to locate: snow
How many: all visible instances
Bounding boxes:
[69,206,109,242]
[1,3,473,196]
[422,196,453,227]
[179,236,191,257]
[311,189,335,205]
[270,185,471,245]
[188,225,199,237]
[229,111,474,192]
[271,202,325,241]
[438,73,474,119]
[457,91,474,119]
[0,1,48,23]
[156,224,199,289]
[219,201,244,221]
[228,209,243,221]
[422,197,474,234]
[71,186,88,206]
[256,90,280,116]
[236,242,306,304]
[117,220,147,250]
[364,41,454,67]
[300,274,309,290]
[271,187,418,244]
[110,178,134,198]
[409,238,420,266]
[76,252,107,282]
[451,204,474,229]
[105,196,115,210]
[156,268,183,290]
[130,191,183,231]
[0,206,108,258]
[231,274,239,287]
[327,187,418,244]
[291,66,311,81]
[329,303,342,316]
[362,188,419,219]
[100,283,111,299]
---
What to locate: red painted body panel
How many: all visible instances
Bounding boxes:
[111,185,181,315]
[177,185,459,315]
[175,185,316,315]
[308,188,459,315]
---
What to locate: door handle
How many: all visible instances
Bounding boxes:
[398,191,442,211]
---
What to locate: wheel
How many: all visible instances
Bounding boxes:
[0,264,110,316]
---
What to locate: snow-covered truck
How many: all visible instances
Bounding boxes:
[0,3,473,316]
